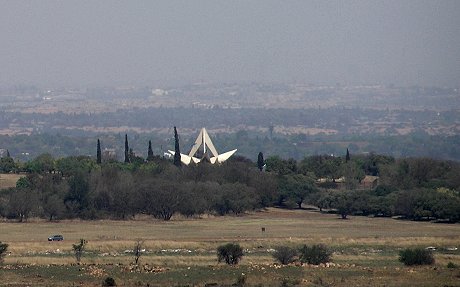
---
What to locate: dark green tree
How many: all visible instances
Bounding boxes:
[298,155,342,181]
[257,152,265,171]
[56,156,96,178]
[125,134,129,163]
[110,171,135,219]
[43,193,66,221]
[147,140,154,161]
[146,180,181,220]
[265,156,297,175]
[26,153,55,174]
[331,191,356,219]
[6,149,10,158]
[97,139,102,164]
[281,174,317,209]
[345,148,350,162]
[124,134,130,163]
[343,161,364,189]
[310,191,334,212]
[217,243,244,265]
[0,156,16,173]
[65,171,90,215]
[173,126,181,167]
[8,187,39,222]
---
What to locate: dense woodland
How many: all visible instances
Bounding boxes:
[1,145,459,223]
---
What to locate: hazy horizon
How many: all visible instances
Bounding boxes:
[1,0,459,88]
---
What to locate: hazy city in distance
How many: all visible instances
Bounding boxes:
[0,1,459,162]
[1,3,460,286]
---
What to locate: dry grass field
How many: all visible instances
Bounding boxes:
[1,208,459,286]
[0,174,21,190]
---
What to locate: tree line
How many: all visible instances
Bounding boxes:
[1,130,460,164]
[0,139,459,222]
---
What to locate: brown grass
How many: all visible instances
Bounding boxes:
[0,173,21,190]
[2,208,459,254]
[1,208,459,286]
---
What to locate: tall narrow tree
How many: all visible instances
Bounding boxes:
[97,139,102,164]
[345,148,350,163]
[257,152,265,171]
[124,134,130,163]
[6,149,10,158]
[147,140,154,161]
[173,127,182,167]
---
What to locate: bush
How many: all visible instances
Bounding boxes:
[299,244,332,265]
[217,243,244,265]
[133,239,143,265]
[102,277,116,286]
[399,248,434,266]
[272,246,298,265]
[447,262,458,268]
[234,274,247,287]
[279,278,301,287]
[72,239,87,264]
[0,242,8,264]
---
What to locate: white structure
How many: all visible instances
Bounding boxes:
[168,128,237,165]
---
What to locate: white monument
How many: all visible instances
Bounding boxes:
[168,128,237,165]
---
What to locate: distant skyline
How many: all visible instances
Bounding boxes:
[0,0,459,88]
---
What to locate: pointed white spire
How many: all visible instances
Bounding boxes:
[169,128,237,165]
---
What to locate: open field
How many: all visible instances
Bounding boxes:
[0,174,21,190]
[1,208,460,286]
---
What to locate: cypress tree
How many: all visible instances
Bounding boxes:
[173,126,182,167]
[257,152,265,171]
[6,149,10,158]
[124,134,130,163]
[147,140,154,161]
[97,139,102,164]
[345,148,350,162]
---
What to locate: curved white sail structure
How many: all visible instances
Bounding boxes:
[168,128,237,165]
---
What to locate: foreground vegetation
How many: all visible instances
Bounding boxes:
[1,139,459,285]
[0,209,459,286]
[1,148,459,222]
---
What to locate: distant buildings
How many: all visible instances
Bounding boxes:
[102,148,117,162]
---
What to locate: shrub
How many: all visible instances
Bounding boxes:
[102,276,116,286]
[272,246,298,265]
[279,278,301,287]
[0,242,8,264]
[217,243,244,265]
[299,244,332,265]
[399,248,434,266]
[447,262,458,269]
[234,274,247,287]
[72,238,87,264]
[133,239,143,265]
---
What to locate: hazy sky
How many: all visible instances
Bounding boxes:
[0,0,459,87]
